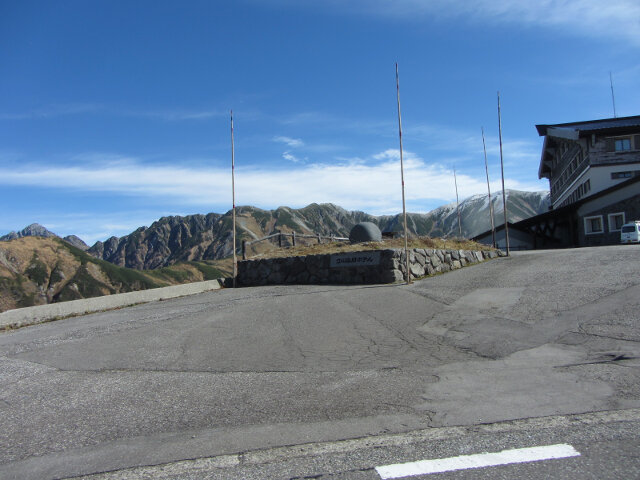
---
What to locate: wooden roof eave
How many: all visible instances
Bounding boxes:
[538,136,553,179]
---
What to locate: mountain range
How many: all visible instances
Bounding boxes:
[0,223,89,249]
[0,237,231,314]
[2,190,549,271]
[0,190,548,313]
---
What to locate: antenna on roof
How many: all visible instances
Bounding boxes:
[609,72,617,118]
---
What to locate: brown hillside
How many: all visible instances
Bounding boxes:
[0,237,230,313]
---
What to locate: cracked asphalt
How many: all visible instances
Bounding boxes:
[1,245,639,479]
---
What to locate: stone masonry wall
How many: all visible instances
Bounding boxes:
[237,248,504,287]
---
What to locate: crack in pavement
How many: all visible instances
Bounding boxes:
[572,329,640,344]
[556,353,640,368]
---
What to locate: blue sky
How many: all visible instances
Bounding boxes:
[1,0,639,244]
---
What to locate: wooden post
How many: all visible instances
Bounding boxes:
[482,127,496,248]
[278,231,282,248]
[497,92,510,256]
[231,110,237,287]
[242,240,246,260]
[292,231,296,247]
[396,63,411,284]
[317,234,321,244]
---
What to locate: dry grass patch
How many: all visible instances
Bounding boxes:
[248,236,493,260]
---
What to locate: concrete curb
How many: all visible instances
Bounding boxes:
[0,279,224,329]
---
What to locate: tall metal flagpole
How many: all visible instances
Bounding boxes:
[231,110,237,287]
[497,92,510,255]
[482,127,496,248]
[396,63,411,284]
[453,166,462,237]
[610,72,617,118]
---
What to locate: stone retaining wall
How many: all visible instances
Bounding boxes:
[0,279,223,329]
[237,248,503,287]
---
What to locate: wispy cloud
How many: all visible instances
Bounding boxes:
[0,103,101,120]
[274,135,308,163]
[0,104,225,121]
[402,121,542,179]
[0,151,544,216]
[279,111,339,126]
[266,0,640,46]
[273,136,305,148]
[124,108,224,121]
[282,152,303,163]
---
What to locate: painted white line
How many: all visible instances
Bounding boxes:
[375,443,580,479]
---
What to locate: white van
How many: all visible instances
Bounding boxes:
[620,221,640,244]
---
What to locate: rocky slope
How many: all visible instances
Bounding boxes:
[425,190,551,238]
[0,237,230,313]
[3,190,549,271]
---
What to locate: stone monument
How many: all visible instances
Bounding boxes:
[349,222,382,244]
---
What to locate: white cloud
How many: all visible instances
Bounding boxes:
[0,104,224,121]
[282,152,301,163]
[372,149,400,162]
[273,136,305,148]
[0,151,544,217]
[127,108,224,121]
[154,111,217,121]
[268,0,640,46]
[0,103,100,120]
[279,111,336,125]
[371,148,419,161]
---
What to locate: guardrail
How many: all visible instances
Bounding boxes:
[241,231,349,260]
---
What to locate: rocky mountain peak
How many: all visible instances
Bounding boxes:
[62,235,89,251]
[0,223,58,241]
[1,224,90,251]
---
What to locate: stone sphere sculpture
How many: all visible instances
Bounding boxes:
[349,222,382,244]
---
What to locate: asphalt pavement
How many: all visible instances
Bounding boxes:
[1,245,639,479]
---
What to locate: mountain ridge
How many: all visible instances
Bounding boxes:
[0,237,231,313]
[1,224,90,250]
[2,190,550,270]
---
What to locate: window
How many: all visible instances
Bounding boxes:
[584,215,604,234]
[615,138,631,151]
[612,171,633,179]
[608,213,625,232]
[611,170,638,180]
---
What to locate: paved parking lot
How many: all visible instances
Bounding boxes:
[1,245,639,479]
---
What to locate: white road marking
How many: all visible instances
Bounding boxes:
[375,443,580,479]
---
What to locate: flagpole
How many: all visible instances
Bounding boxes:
[481,127,496,248]
[396,63,411,284]
[497,92,510,255]
[454,165,462,237]
[231,110,237,287]
[609,72,617,118]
